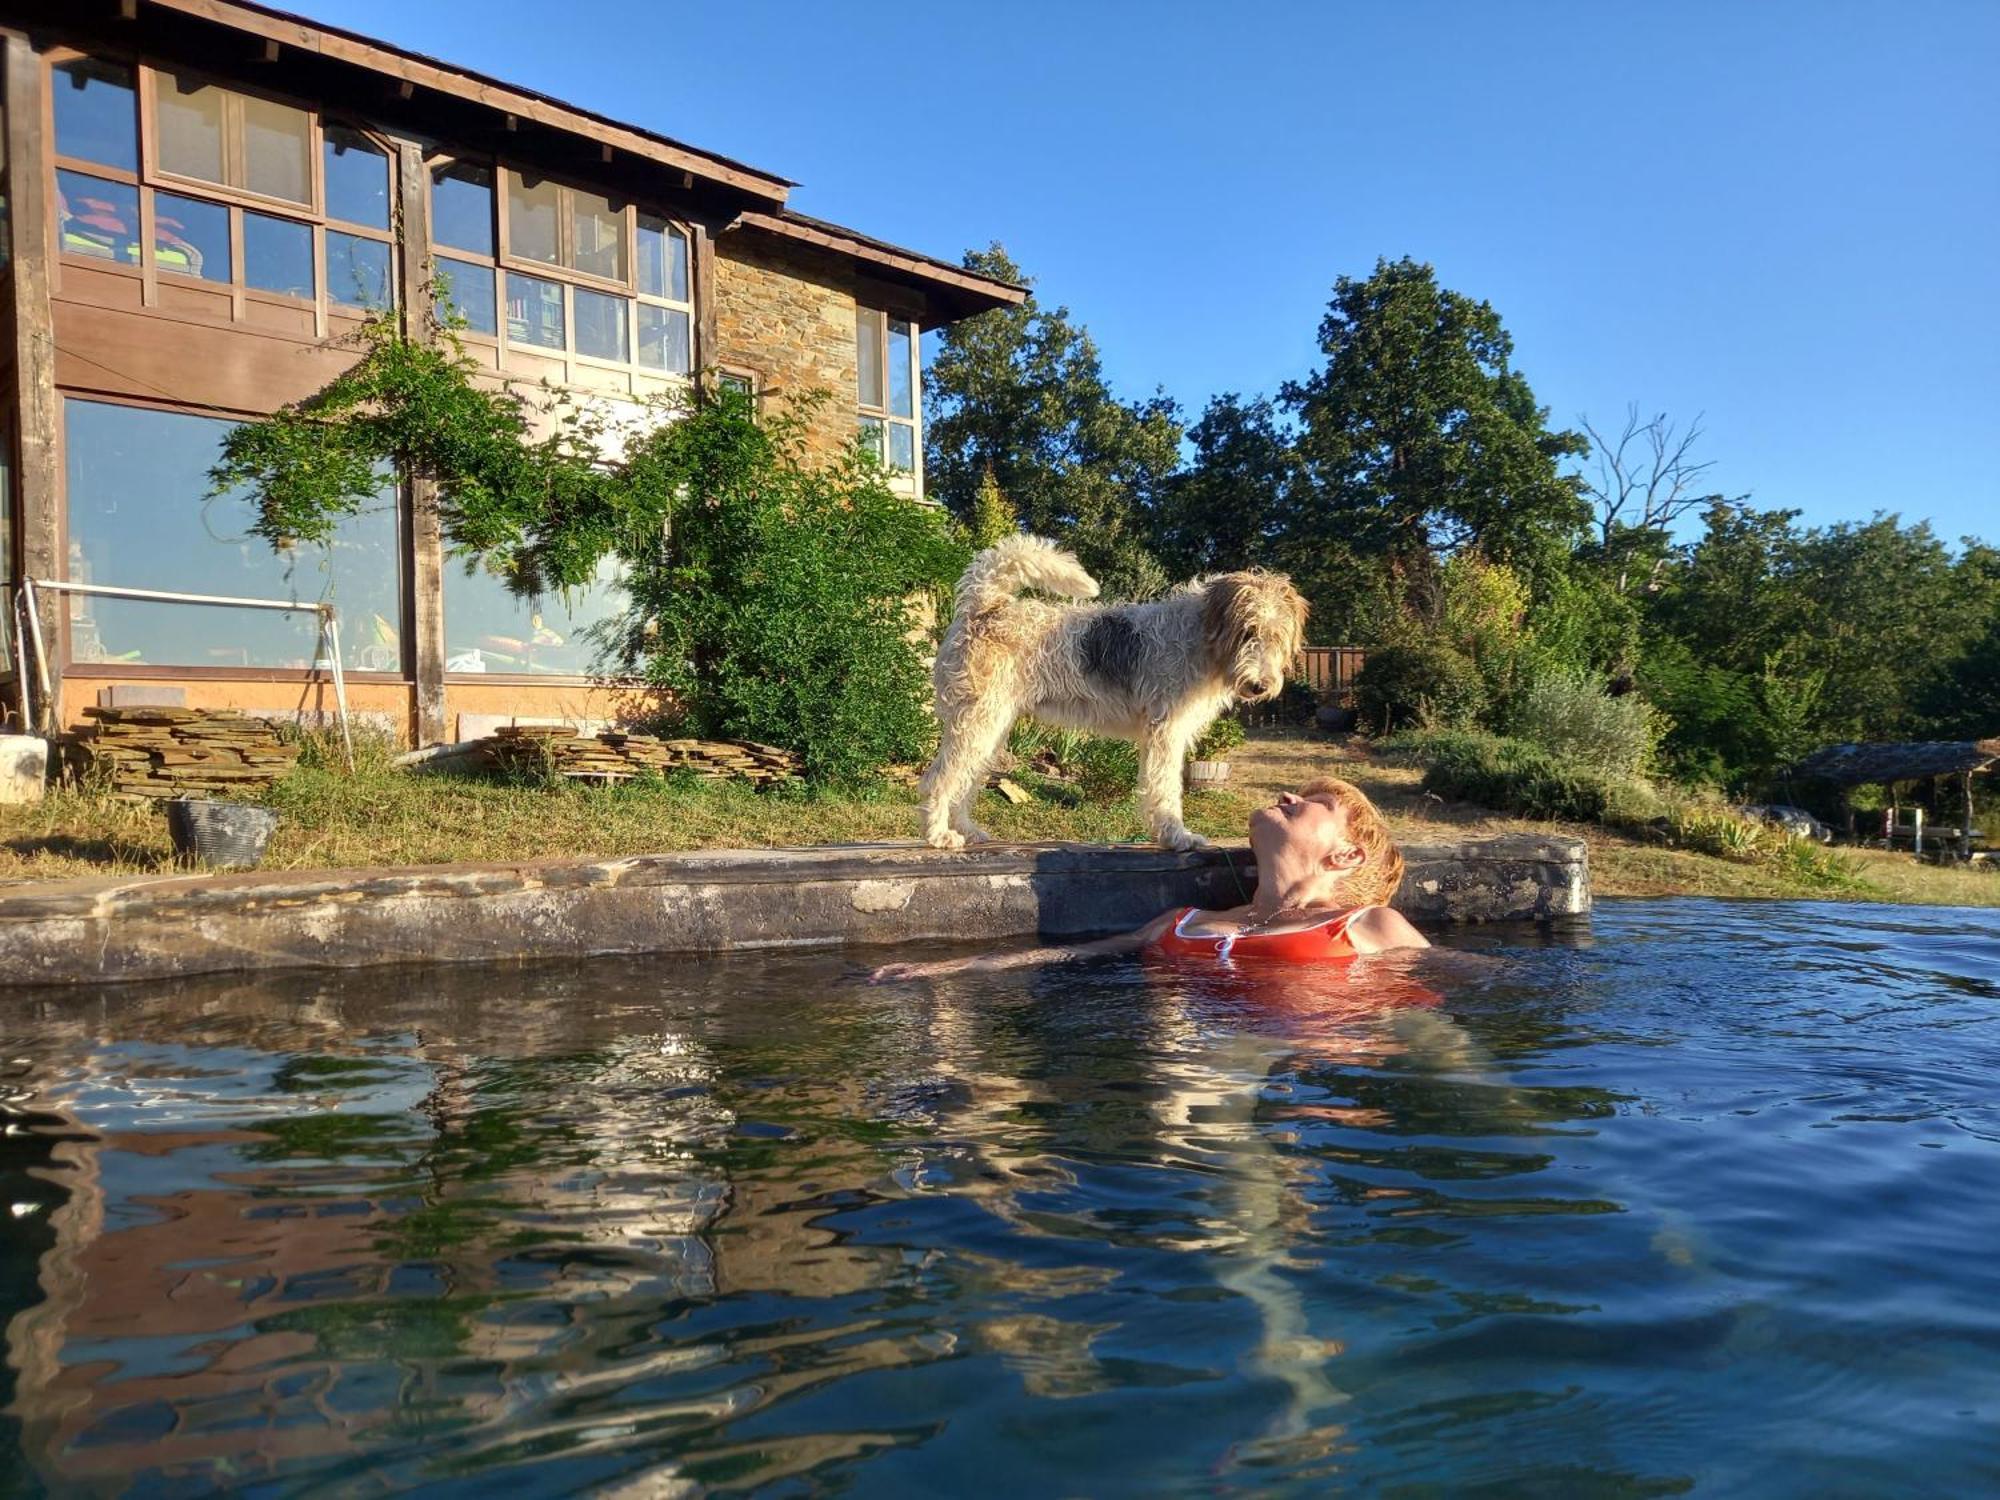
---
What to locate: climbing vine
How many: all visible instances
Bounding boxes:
[210,307,968,781]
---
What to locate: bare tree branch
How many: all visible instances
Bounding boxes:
[1579,405,1725,589]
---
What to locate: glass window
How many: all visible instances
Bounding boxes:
[888,319,914,418]
[155,74,225,185]
[152,191,229,282]
[430,161,494,255]
[637,304,690,374]
[505,170,561,266]
[574,287,628,362]
[241,93,311,203]
[62,399,402,672]
[855,307,885,410]
[444,552,628,676]
[436,256,497,336]
[326,230,392,309]
[637,216,687,301]
[857,415,884,460]
[571,189,626,281]
[52,58,137,172]
[887,421,915,472]
[55,170,141,264]
[323,126,389,228]
[243,211,314,297]
[506,271,564,349]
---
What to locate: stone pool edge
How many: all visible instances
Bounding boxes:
[0,835,1588,987]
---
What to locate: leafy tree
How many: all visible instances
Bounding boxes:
[925,244,1181,596]
[964,464,1020,548]
[1145,393,1297,578]
[1281,257,1590,583]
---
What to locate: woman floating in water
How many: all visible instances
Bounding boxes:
[872,776,1428,983]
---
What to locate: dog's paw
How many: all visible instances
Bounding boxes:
[926,829,968,851]
[1159,828,1210,852]
[962,822,994,844]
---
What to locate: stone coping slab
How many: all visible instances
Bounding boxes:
[0,835,1586,987]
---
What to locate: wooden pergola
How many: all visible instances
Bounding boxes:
[1790,739,2000,857]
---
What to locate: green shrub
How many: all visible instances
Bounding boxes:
[1354,642,1488,734]
[1404,730,1659,825]
[1510,670,1666,776]
[1071,738,1140,804]
[1190,717,1247,761]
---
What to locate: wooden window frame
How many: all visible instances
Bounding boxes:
[46,50,397,330]
[855,307,921,484]
[138,60,322,217]
[52,389,413,684]
[429,150,696,386]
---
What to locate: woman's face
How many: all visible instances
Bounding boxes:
[1248,789,1348,871]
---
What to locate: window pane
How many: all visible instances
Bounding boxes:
[444,552,627,676]
[243,211,314,297]
[55,170,141,265]
[152,191,229,282]
[888,319,914,418]
[574,287,628,362]
[155,74,224,185]
[855,307,885,410]
[571,189,627,281]
[437,256,497,335]
[857,414,884,460]
[323,125,389,228]
[326,230,392,309]
[505,169,561,265]
[506,271,564,349]
[241,92,311,203]
[636,214,671,299]
[52,58,137,173]
[430,161,494,255]
[63,399,402,672]
[887,420,915,472]
[637,304,689,373]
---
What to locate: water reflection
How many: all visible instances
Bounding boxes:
[4,902,1998,1495]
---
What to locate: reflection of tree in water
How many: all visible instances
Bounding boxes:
[0,946,1638,1493]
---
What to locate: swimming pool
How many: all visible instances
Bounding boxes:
[3,898,1997,1496]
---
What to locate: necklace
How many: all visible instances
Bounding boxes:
[1236,904,1318,936]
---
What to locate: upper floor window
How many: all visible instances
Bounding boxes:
[856,308,917,472]
[428,158,693,377]
[50,53,395,315]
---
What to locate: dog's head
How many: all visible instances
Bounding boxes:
[1201,570,1309,702]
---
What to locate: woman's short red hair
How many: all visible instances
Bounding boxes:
[1299,775,1404,909]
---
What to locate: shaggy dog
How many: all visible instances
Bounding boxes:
[919,535,1308,851]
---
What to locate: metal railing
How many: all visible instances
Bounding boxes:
[13,578,354,770]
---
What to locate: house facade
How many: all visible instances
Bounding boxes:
[0,0,1021,745]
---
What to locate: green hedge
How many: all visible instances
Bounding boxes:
[1404,730,1660,825]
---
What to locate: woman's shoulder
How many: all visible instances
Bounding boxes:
[1344,904,1430,952]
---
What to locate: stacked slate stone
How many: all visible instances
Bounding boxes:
[65,707,300,799]
[484,726,800,786]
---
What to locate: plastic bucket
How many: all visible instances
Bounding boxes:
[166,798,280,870]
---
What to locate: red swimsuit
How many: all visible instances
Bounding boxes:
[1147,906,1367,964]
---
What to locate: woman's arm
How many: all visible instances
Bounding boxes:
[1347,905,1431,953]
[869,911,1178,983]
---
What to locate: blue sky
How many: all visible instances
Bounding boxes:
[317,0,1997,541]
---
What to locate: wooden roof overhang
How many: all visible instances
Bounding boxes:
[1790,739,2000,786]
[12,0,794,214]
[729,210,1029,323]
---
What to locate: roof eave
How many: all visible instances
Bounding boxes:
[730,211,1027,325]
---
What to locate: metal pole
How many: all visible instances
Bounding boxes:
[19,578,55,735]
[321,609,355,771]
[10,589,32,732]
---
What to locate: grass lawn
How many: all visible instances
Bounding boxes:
[3,729,1996,908]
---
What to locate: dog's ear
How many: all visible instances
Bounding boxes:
[1202,576,1251,660]
[1282,581,1309,657]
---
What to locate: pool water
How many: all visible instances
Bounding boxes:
[3,898,1998,1496]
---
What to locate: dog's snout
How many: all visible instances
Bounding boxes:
[1246,678,1271,698]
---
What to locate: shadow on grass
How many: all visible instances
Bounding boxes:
[3,833,170,873]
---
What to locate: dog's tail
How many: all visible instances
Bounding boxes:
[955,534,1100,615]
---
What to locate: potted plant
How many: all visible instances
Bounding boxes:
[1186,716,1246,788]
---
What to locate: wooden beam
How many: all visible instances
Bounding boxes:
[691,221,717,379]
[6,34,63,733]
[139,0,791,204]
[395,140,448,747]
